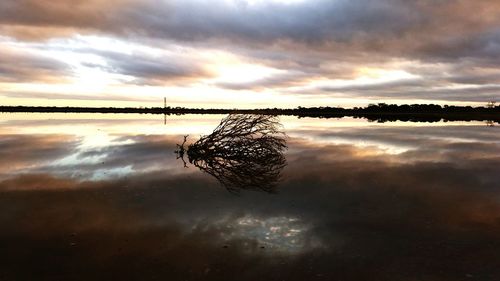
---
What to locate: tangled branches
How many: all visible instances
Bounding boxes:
[177,114,287,193]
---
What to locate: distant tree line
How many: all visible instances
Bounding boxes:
[0,103,498,123]
[291,103,499,123]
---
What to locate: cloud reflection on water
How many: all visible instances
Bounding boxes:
[0,114,499,280]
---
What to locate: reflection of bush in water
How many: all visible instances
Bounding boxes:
[180,114,287,193]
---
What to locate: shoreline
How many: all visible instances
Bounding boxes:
[1,105,499,123]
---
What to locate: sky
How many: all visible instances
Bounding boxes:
[1,0,500,108]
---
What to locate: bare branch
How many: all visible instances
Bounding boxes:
[176,114,287,193]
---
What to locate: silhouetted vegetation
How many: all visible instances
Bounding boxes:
[176,114,287,193]
[1,103,499,123]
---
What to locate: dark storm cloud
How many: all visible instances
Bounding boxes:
[215,71,313,90]
[449,73,500,85]
[83,49,212,85]
[396,85,500,102]
[0,47,70,82]
[391,84,500,102]
[413,26,500,62]
[0,0,126,39]
[2,0,500,61]
[0,0,421,42]
[137,0,422,45]
[315,77,500,102]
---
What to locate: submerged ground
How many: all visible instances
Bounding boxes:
[0,113,499,280]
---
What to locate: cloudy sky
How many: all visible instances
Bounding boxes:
[1,0,500,108]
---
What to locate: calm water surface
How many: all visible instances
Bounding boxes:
[0,113,499,281]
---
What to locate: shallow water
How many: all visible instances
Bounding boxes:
[0,113,499,281]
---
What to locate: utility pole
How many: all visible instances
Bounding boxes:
[164,97,167,125]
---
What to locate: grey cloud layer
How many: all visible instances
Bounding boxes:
[1,0,500,102]
[86,49,212,85]
[0,47,70,82]
[2,0,499,59]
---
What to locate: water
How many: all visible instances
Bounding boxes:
[0,113,499,280]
